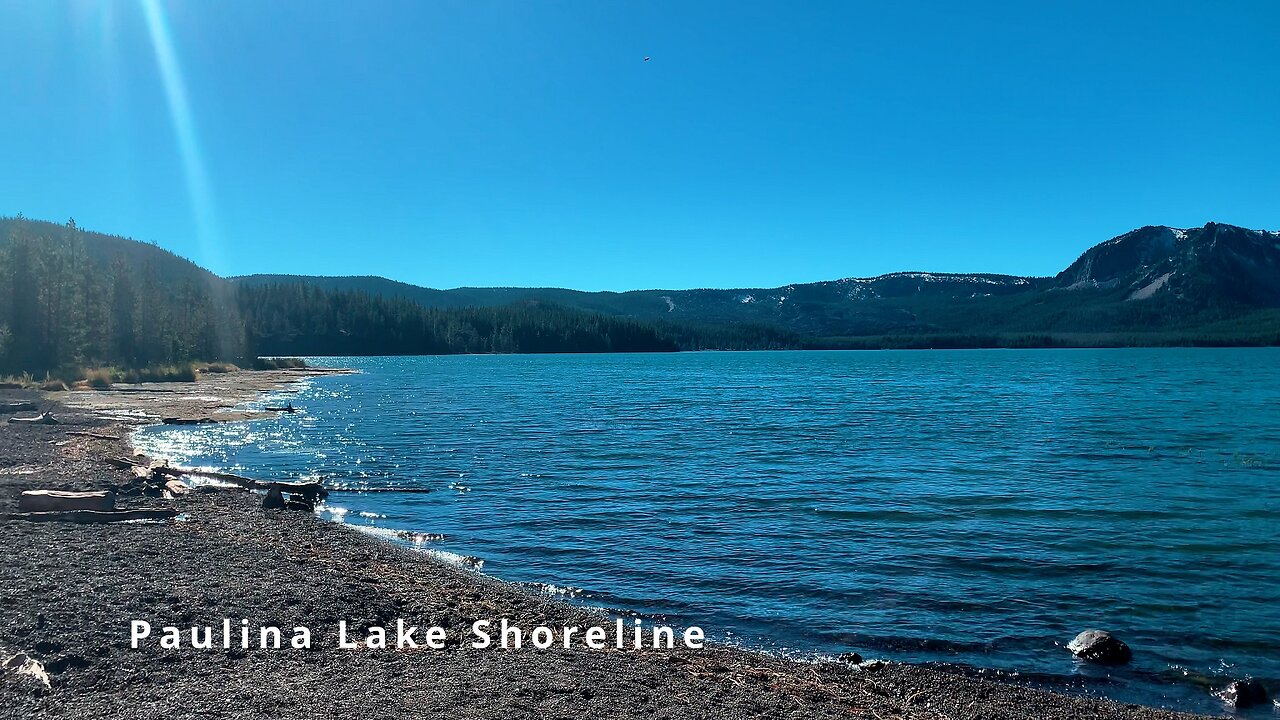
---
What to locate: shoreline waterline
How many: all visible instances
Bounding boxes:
[30,358,1269,717]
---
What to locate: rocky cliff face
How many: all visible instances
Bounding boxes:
[1054,222,1280,306]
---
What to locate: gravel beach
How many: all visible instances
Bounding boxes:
[0,373,1222,720]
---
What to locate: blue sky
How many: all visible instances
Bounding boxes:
[1,1,1277,291]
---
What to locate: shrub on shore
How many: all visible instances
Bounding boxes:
[0,372,34,389]
[115,363,198,383]
[25,358,302,390]
[86,369,113,389]
[251,357,308,370]
[45,363,201,388]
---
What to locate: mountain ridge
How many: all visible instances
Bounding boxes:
[233,221,1280,338]
[236,220,1279,296]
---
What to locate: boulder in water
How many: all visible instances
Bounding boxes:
[1066,630,1132,664]
[1217,679,1269,708]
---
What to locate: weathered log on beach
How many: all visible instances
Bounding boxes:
[0,401,37,413]
[284,497,315,511]
[18,490,116,513]
[163,480,192,497]
[104,455,143,469]
[1067,630,1132,664]
[150,465,327,499]
[161,417,216,425]
[275,481,326,500]
[66,431,122,441]
[7,412,59,425]
[4,508,179,523]
[152,465,257,487]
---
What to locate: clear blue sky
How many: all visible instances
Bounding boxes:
[1,1,1277,291]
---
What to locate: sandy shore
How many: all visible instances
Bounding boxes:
[0,371,1220,719]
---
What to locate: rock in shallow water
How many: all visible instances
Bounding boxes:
[1066,630,1132,664]
[1217,679,1269,708]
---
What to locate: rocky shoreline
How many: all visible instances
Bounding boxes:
[0,372,1224,719]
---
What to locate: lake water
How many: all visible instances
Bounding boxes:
[134,349,1280,715]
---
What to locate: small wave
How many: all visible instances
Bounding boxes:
[523,582,585,599]
[348,525,445,545]
[422,549,484,571]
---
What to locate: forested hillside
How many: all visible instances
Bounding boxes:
[0,217,242,374]
[0,218,689,375]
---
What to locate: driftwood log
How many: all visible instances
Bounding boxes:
[101,455,429,499]
[66,431,121,441]
[161,417,216,425]
[150,465,328,500]
[8,412,59,425]
[151,465,256,486]
[0,401,37,413]
[18,490,115,513]
[5,509,179,523]
[104,455,144,469]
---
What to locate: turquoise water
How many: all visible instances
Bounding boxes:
[136,349,1280,715]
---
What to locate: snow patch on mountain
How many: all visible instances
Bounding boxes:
[834,272,1028,285]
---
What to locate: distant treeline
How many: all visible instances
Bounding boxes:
[805,328,1280,350]
[238,283,680,357]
